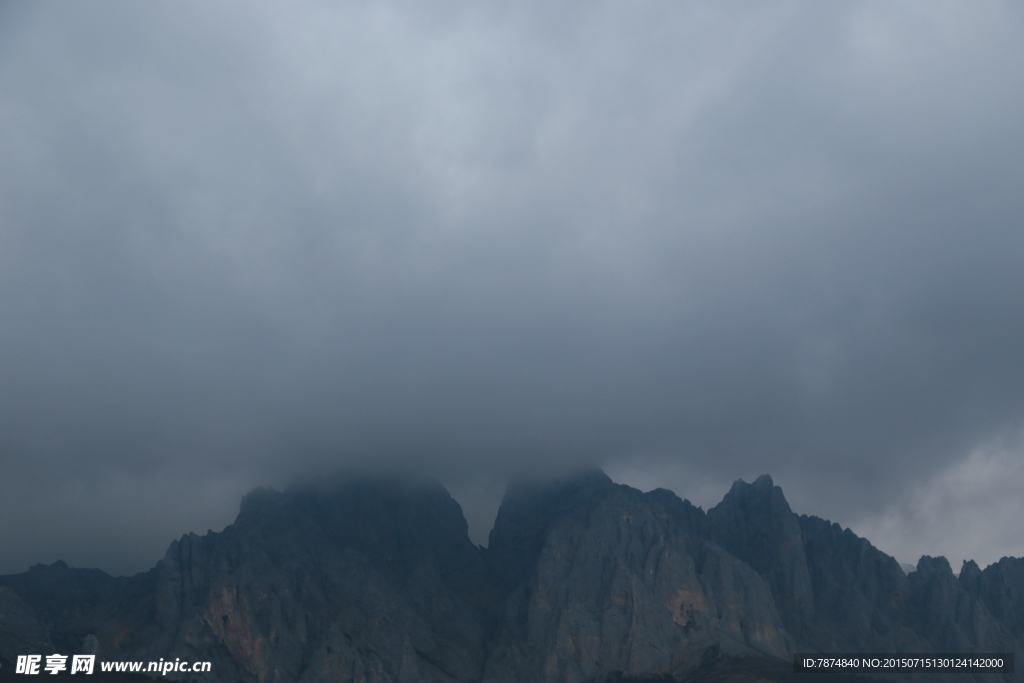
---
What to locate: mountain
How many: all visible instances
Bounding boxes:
[1,471,1021,683]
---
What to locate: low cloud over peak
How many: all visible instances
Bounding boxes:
[2,0,1024,575]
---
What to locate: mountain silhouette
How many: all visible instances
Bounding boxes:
[1,471,1020,682]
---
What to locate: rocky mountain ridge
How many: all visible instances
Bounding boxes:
[1,471,1021,682]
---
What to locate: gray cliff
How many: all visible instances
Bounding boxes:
[482,472,788,682]
[1,471,1021,683]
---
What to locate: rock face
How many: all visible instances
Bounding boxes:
[707,475,815,640]
[0,586,51,665]
[483,472,788,682]
[2,471,1022,683]
[796,514,925,654]
[0,560,156,660]
[147,476,489,683]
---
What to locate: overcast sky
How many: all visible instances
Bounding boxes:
[2,1,1024,576]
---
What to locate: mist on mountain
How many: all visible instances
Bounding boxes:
[1,471,1020,683]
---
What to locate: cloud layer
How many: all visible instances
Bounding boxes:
[2,1,1024,574]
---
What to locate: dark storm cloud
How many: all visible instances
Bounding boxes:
[2,0,1024,574]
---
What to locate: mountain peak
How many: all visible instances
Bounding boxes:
[487,468,615,588]
[709,473,815,633]
[3,473,1023,683]
[727,473,777,495]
